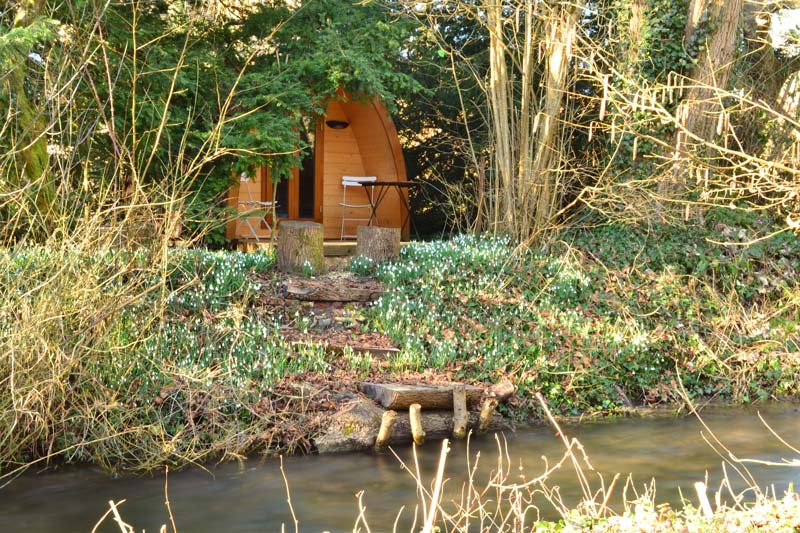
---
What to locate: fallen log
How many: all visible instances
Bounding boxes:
[488,377,516,403]
[358,382,483,410]
[284,278,383,302]
[314,400,511,454]
[389,410,507,446]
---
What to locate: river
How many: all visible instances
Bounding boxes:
[1,404,798,532]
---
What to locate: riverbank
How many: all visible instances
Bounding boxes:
[1,210,798,474]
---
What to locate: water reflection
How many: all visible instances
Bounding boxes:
[0,404,797,532]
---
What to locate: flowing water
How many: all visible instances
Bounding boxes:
[1,404,798,532]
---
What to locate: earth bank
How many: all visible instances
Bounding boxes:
[1,216,798,474]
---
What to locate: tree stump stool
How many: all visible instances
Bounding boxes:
[356,226,401,264]
[277,221,324,274]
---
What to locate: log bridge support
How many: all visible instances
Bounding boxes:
[359,382,508,451]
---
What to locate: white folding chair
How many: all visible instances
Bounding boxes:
[237,173,274,242]
[339,175,377,239]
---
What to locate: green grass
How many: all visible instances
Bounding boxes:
[0,245,331,473]
[364,213,800,416]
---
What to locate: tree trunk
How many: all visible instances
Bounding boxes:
[355,226,400,263]
[530,3,578,233]
[754,10,800,162]
[682,0,742,140]
[624,0,647,72]
[314,399,511,454]
[486,1,515,235]
[276,221,324,274]
[5,1,55,236]
[485,1,579,242]
[665,0,743,198]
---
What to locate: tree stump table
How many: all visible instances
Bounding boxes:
[356,226,401,263]
[277,221,324,274]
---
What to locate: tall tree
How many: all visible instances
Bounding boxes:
[0,1,57,235]
[396,0,588,242]
[665,0,744,197]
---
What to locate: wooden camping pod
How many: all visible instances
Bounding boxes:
[227,96,409,242]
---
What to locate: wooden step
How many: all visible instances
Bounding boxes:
[326,345,400,358]
[324,241,357,257]
[358,382,483,410]
[236,239,415,256]
[284,278,383,302]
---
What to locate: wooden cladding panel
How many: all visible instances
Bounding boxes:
[324,99,407,238]
[345,99,408,238]
[322,100,367,239]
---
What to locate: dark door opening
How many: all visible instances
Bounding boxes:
[261,117,321,224]
[274,179,289,218]
[298,120,315,219]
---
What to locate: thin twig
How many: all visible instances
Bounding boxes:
[279,456,299,533]
[421,439,451,533]
[164,466,178,533]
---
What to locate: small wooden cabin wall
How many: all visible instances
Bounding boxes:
[228,96,408,242]
[321,100,367,240]
[322,98,408,240]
